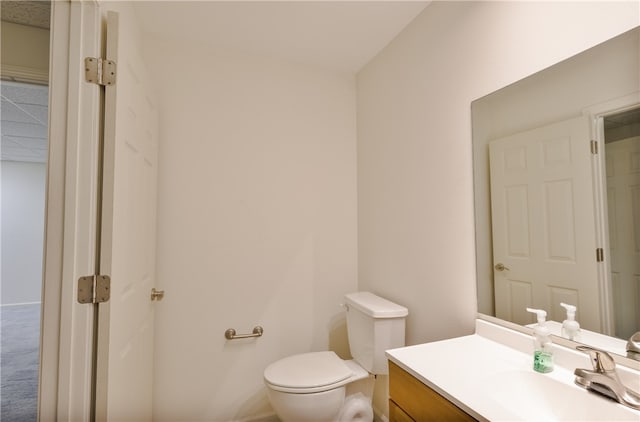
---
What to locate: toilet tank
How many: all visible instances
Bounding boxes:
[344,292,408,375]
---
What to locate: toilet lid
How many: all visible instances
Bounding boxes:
[264,351,353,390]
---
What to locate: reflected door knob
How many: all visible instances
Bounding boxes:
[151,288,165,301]
[494,263,510,272]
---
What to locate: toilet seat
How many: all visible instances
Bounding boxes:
[264,351,354,394]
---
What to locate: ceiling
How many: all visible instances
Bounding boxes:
[1,1,429,163]
[604,107,640,129]
[1,81,49,163]
[1,1,51,29]
[132,1,430,74]
[604,106,640,143]
[1,1,50,163]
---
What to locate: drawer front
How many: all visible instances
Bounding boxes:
[388,360,476,421]
[389,398,415,422]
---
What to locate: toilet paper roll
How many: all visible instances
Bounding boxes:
[337,392,373,422]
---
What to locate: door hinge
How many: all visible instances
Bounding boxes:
[84,57,117,86]
[590,140,598,154]
[596,248,604,262]
[77,275,111,304]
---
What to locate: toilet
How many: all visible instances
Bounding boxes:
[264,292,408,422]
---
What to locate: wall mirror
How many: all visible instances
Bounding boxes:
[472,26,640,360]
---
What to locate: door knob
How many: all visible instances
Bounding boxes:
[494,263,510,272]
[151,288,165,301]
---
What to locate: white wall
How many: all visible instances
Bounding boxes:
[143,39,358,421]
[1,161,47,305]
[357,1,638,415]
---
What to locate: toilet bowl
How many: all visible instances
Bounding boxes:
[264,351,372,422]
[264,292,408,422]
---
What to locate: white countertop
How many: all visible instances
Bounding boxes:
[386,319,640,421]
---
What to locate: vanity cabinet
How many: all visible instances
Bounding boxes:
[388,361,476,421]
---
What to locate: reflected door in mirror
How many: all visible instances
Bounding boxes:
[606,134,640,339]
[489,116,603,331]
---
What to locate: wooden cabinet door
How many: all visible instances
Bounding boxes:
[388,361,476,421]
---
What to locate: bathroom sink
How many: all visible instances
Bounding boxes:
[485,370,639,421]
[387,319,640,421]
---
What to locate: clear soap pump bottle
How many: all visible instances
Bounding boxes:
[560,302,581,341]
[526,308,554,373]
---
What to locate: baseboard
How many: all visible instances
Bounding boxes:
[239,412,279,422]
[243,407,387,422]
[0,301,41,307]
[373,405,389,422]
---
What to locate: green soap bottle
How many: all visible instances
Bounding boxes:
[526,308,554,373]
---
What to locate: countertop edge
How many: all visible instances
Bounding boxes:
[386,343,489,422]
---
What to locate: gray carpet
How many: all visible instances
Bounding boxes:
[1,303,40,422]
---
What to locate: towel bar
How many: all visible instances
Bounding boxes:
[225,326,263,340]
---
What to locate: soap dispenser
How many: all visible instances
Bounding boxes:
[560,302,581,341]
[526,308,554,373]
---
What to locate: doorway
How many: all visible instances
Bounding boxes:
[1,1,51,420]
[0,81,49,421]
[603,106,640,339]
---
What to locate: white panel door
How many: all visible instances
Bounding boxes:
[489,116,602,331]
[95,10,159,421]
[605,135,640,339]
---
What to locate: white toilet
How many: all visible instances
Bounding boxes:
[263,292,408,422]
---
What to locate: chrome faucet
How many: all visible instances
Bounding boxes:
[574,345,640,410]
[627,332,640,361]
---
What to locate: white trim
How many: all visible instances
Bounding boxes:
[583,91,640,337]
[40,1,103,421]
[590,113,614,336]
[236,412,279,422]
[582,91,640,119]
[39,1,70,419]
[1,64,49,85]
[373,406,389,422]
[0,302,42,307]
